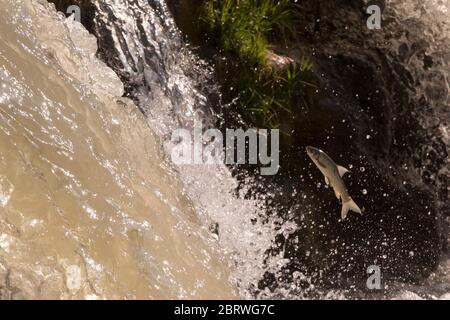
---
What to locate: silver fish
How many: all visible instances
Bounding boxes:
[306,146,362,220]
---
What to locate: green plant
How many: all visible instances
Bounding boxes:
[201,0,293,65]
[200,0,315,129]
[242,59,315,128]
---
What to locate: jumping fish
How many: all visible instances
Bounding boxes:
[306,146,362,220]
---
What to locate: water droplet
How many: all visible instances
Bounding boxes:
[362,189,368,195]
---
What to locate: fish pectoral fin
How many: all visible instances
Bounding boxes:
[324,176,330,186]
[333,188,340,200]
[337,165,350,177]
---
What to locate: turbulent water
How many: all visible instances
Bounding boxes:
[0,0,448,300]
[0,0,236,299]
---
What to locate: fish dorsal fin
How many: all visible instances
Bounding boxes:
[324,176,329,186]
[337,165,349,177]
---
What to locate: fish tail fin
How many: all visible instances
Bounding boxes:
[341,197,362,220]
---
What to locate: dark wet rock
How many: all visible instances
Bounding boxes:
[264,51,295,72]
[167,0,202,43]
[226,0,446,295]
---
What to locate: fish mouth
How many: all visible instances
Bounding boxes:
[306,146,321,161]
[305,146,317,156]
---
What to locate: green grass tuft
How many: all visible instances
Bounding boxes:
[199,0,315,129]
[242,59,314,128]
[201,0,293,65]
